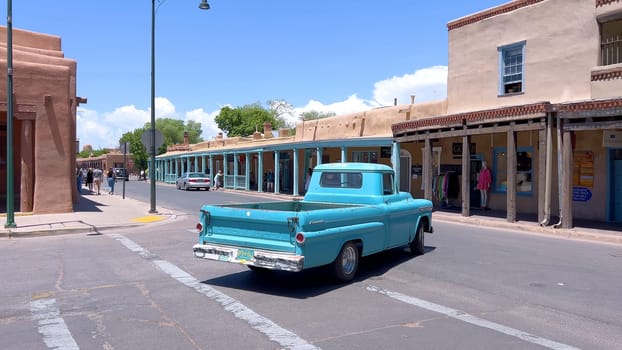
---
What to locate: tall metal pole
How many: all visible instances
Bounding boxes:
[5,0,16,228]
[149,0,157,213]
[148,1,208,214]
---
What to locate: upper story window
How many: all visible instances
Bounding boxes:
[601,18,622,66]
[498,41,525,95]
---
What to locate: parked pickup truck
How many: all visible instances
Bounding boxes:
[193,162,434,282]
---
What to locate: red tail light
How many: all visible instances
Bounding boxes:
[196,223,203,232]
[295,232,305,244]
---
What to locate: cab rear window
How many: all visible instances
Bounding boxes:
[319,172,362,188]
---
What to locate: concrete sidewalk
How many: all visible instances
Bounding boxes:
[1,187,621,245]
[432,209,622,245]
[0,191,176,238]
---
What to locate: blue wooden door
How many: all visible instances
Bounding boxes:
[614,158,622,222]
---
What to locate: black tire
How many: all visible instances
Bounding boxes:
[183,183,188,191]
[410,224,425,256]
[332,242,359,283]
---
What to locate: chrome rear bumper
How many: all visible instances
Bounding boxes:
[193,243,304,272]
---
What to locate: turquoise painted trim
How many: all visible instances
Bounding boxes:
[607,148,612,221]
[155,137,393,160]
[606,148,622,222]
[293,148,299,196]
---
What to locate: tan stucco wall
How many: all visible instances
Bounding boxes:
[446,0,599,114]
[0,27,77,213]
[295,101,446,141]
[596,1,622,20]
[591,63,622,98]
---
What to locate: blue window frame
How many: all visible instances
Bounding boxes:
[498,41,525,95]
[492,146,534,196]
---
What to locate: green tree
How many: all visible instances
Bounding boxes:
[78,148,109,159]
[143,117,204,154]
[215,103,286,137]
[120,128,148,171]
[299,110,336,121]
[185,120,203,144]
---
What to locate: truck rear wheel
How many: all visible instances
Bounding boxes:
[410,224,425,256]
[333,242,359,283]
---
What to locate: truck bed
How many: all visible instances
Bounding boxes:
[211,200,362,212]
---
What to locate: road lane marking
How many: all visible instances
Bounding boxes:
[30,298,79,350]
[362,284,581,350]
[111,234,319,350]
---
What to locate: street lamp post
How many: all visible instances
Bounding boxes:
[149,0,210,213]
[4,0,16,228]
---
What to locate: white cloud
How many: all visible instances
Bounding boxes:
[373,65,448,106]
[185,108,223,140]
[77,66,448,149]
[295,66,448,118]
[77,97,201,149]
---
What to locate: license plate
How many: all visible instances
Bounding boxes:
[236,248,254,261]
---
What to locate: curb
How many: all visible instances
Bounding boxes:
[432,213,622,245]
[0,223,146,238]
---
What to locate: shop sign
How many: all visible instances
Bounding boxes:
[572,187,592,202]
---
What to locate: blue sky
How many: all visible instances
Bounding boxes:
[4,0,507,149]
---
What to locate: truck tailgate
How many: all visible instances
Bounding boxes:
[200,208,298,253]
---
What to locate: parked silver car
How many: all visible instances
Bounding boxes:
[176,172,211,191]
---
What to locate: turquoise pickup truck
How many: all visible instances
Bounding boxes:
[193,162,433,282]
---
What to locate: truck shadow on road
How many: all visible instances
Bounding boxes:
[202,245,436,299]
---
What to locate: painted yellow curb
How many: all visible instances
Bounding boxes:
[131,216,166,223]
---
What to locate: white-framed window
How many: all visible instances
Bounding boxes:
[498,41,525,95]
[601,18,622,66]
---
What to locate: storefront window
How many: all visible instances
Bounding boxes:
[493,147,533,195]
[352,150,378,163]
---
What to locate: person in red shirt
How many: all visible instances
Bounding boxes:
[476,161,492,210]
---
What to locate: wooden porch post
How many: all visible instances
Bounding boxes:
[423,137,433,202]
[561,129,573,228]
[507,125,517,222]
[537,118,547,224]
[461,134,471,216]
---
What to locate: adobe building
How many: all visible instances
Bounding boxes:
[0,26,83,214]
[392,0,622,227]
[157,0,622,228]
[156,101,443,196]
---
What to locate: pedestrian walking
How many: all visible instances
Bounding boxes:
[93,167,103,195]
[267,169,275,192]
[213,170,223,190]
[76,167,83,194]
[107,167,115,195]
[86,168,94,192]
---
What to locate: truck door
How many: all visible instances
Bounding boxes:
[384,172,412,248]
